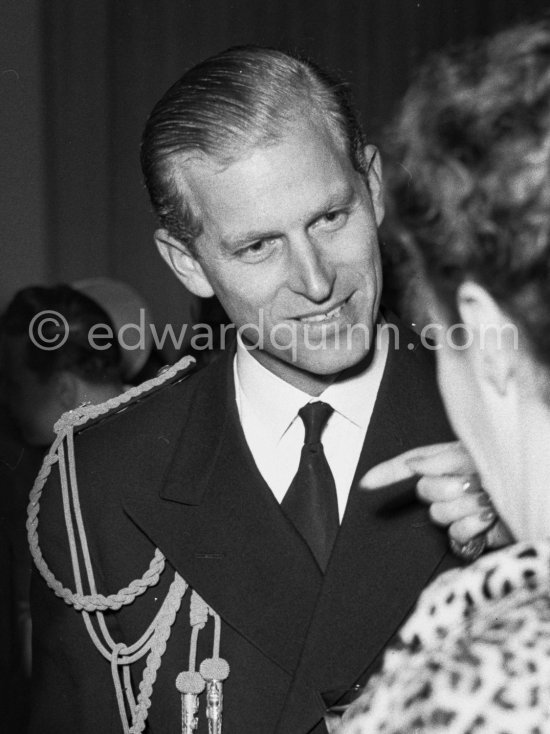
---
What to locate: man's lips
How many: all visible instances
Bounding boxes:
[294,297,350,323]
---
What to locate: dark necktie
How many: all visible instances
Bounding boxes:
[281,401,339,572]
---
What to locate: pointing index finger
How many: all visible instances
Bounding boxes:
[360,442,465,489]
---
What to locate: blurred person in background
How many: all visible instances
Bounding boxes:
[340,18,550,733]
[73,276,167,384]
[0,284,124,448]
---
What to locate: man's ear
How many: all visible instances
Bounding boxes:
[456,281,518,396]
[363,144,384,226]
[154,229,215,298]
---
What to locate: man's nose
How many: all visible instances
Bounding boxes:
[287,235,335,302]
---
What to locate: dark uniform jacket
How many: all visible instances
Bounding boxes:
[29,317,457,734]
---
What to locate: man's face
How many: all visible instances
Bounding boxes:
[159,122,384,393]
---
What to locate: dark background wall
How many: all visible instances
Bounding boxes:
[2,0,549,345]
[2,1,47,307]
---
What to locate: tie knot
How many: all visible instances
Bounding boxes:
[298,401,333,445]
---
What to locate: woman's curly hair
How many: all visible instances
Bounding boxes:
[387,19,550,366]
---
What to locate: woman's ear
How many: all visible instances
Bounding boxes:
[154,229,215,298]
[456,281,518,396]
[363,144,384,226]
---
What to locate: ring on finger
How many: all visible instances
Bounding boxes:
[449,534,487,562]
[462,475,482,494]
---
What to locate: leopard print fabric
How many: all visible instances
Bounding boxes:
[338,541,550,734]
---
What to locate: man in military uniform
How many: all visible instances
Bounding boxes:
[29,46,479,733]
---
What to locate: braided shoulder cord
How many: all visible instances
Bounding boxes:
[130,572,189,734]
[27,356,195,732]
[27,355,194,611]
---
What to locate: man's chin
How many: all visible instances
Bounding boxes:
[267,346,371,378]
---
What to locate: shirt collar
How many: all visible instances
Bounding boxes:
[317,319,388,429]
[235,336,307,442]
[234,324,388,440]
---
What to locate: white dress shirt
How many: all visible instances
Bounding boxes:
[234,324,389,520]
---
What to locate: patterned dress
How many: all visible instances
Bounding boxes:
[338,542,550,734]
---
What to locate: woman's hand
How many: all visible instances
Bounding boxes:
[361,441,513,555]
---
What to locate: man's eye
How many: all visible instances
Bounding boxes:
[317,210,348,229]
[238,237,280,261]
[248,241,266,253]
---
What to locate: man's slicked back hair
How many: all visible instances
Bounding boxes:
[141,45,368,252]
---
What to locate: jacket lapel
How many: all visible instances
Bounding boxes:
[123,348,323,676]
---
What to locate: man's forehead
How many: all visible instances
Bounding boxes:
[168,114,350,180]
[171,125,353,197]
[169,149,233,187]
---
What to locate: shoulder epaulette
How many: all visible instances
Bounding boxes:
[53,355,196,438]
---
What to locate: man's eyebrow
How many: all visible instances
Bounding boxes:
[321,185,356,211]
[222,229,281,250]
[303,185,357,226]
